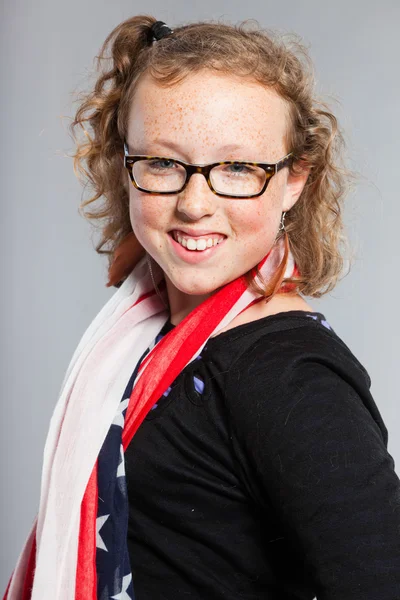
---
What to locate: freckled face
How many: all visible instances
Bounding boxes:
[126,70,293,297]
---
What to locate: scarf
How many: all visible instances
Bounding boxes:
[3,234,298,600]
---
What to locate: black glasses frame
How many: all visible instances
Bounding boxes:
[123,139,294,199]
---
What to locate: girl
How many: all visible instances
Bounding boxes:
[4,15,400,600]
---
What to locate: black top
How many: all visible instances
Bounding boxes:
[124,311,400,599]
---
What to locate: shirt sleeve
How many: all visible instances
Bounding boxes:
[225,327,400,600]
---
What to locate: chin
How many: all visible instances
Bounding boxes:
[167,272,228,297]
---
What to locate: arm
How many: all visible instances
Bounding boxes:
[225,329,400,599]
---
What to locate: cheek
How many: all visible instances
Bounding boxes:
[248,182,284,237]
[229,198,278,247]
[129,193,167,245]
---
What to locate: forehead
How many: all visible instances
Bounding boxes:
[127,70,289,159]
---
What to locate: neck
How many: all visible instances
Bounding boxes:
[165,277,216,326]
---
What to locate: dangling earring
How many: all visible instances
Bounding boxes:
[274,211,288,245]
[278,211,287,232]
[146,253,169,310]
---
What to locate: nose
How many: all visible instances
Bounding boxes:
[175,172,217,221]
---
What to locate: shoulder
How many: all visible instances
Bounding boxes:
[227,308,369,387]
[221,313,388,449]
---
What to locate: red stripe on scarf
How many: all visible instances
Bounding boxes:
[21,530,36,600]
[2,573,13,600]
[132,285,164,308]
[2,524,37,600]
[75,461,98,600]
[122,271,250,449]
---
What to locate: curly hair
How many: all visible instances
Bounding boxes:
[69,14,356,297]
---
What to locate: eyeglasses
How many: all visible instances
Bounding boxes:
[123,139,294,199]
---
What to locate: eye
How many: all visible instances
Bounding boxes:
[223,163,255,176]
[148,159,178,171]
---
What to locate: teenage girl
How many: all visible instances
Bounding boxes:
[4,16,400,600]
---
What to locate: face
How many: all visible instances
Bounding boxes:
[126,70,308,314]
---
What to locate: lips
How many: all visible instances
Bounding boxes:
[170,227,226,237]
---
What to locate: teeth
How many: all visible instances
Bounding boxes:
[187,238,206,250]
[173,231,224,251]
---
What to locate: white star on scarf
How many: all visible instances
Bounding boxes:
[111,573,133,599]
[112,398,129,428]
[116,444,125,478]
[96,514,110,552]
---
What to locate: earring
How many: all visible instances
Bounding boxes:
[278,211,287,232]
[146,253,169,310]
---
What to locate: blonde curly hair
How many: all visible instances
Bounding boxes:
[69,15,356,297]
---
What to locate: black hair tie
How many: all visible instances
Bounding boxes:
[150,20,174,42]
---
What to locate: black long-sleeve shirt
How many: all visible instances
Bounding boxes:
[124,310,400,599]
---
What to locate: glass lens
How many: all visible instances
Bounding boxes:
[133,159,186,192]
[210,163,267,197]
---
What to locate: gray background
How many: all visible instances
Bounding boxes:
[1,0,399,592]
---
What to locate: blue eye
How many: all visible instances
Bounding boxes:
[226,163,253,174]
[148,159,177,171]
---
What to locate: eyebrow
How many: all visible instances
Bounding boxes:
[135,139,255,158]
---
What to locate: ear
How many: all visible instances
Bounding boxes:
[282,161,310,212]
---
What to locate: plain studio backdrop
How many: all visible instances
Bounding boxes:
[1,0,399,593]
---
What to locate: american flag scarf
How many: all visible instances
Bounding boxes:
[3,233,298,600]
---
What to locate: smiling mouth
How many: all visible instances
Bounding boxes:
[170,230,226,251]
